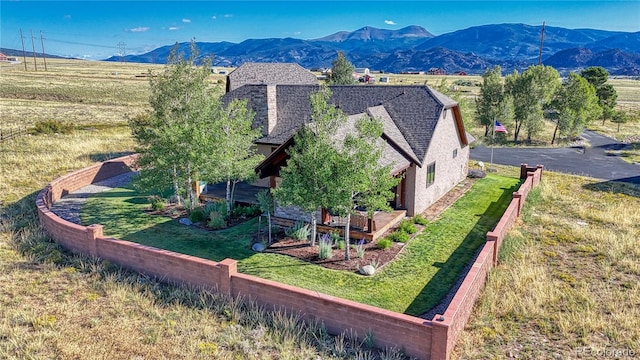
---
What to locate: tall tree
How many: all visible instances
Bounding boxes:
[506,65,560,142]
[274,87,345,246]
[552,72,602,144]
[130,41,215,209]
[476,66,506,136]
[329,51,356,85]
[256,189,275,244]
[581,66,618,125]
[199,99,264,214]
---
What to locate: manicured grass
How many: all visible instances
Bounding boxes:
[82,175,520,315]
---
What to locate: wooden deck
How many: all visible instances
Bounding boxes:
[272,209,406,242]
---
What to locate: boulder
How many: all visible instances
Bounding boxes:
[359,265,376,276]
[252,243,266,252]
[179,218,192,226]
[468,169,487,178]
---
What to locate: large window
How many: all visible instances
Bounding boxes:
[426,162,436,187]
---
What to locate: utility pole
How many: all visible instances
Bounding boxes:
[117,42,126,63]
[19,29,27,71]
[30,29,38,71]
[538,21,546,65]
[40,30,48,71]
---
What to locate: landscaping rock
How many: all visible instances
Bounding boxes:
[252,243,265,252]
[468,169,487,178]
[359,265,376,276]
[179,218,192,226]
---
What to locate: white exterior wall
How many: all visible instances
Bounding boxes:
[405,108,469,216]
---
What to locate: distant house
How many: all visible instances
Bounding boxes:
[222,76,470,221]
[0,53,7,62]
[354,67,370,75]
[225,62,318,92]
[428,68,446,75]
[457,71,468,76]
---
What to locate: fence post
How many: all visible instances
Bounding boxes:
[218,258,237,295]
[513,192,523,217]
[86,224,103,258]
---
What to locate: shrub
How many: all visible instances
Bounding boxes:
[397,219,417,234]
[354,239,366,258]
[285,221,310,241]
[318,234,333,260]
[330,232,342,243]
[189,207,207,223]
[413,214,429,226]
[204,201,228,218]
[147,195,165,211]
[335,239,346,250]
[377,238,392,250]
[208,211,227,229]
[33,119,74,134]
[387,231,409,243]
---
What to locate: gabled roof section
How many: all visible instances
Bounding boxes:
[226,62,318,92]
[224,84,466,162]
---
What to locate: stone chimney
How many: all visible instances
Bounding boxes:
[266,85,277,134]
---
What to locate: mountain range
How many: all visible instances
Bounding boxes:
[5,23,639,75]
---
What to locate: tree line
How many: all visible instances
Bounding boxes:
[476,65,631,144]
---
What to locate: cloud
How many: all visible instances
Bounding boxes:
[224,14,233,18]
[169,27,180,31]
[211,16,217,20]
[182,18,191,23]
[384,20,397,25]
[129,26,150,33]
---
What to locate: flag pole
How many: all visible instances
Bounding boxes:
[490,117,495,169]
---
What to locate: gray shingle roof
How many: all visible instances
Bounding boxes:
[222,84,460,166]
[226,62,318,92]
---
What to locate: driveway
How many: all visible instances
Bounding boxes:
[469,130,640,185]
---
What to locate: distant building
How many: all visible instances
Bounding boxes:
[0,53,7,62]
[428,68,446,75]
[457,71,468,76]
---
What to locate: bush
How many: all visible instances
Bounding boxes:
[413,215,429,226]
[33,120,74,135]
[205,201,228,218]
[377,238,393,250]
[285,221,310,241]
[335,239,345,250]
[387,231,409,243]
[208,211,227,229]
[148,195,165,211]
[189,207,207,223]
[318,234,333,260]
[232,204,261,218]
[397,219,417,234]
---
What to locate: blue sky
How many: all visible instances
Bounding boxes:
[1,1,639,60]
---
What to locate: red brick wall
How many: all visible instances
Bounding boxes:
[231,272,433,358]
[36,157,544,360]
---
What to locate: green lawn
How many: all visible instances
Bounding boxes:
[81,174,520,316]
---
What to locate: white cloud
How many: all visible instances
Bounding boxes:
[129,26,150,33]
[384,20,397,25]
[169,27,180,31]
[182,18,191,23]
[224,14,233,18]
[211,16,217,20]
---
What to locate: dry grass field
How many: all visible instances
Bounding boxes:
[1,59,639,359]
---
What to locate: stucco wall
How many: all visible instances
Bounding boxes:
[406,110,469,216]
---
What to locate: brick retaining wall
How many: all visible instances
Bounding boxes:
[36,156,543,360]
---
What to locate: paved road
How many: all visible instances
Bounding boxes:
[470,130,640,185]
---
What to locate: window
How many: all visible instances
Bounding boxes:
[453,149,458,158]
[426,162,436,187]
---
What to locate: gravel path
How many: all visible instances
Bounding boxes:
[50,172,136,225]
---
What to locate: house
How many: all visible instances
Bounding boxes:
[0,53,7,62]
[225,62,318,92]
[222,81,470,223]
[428,67,446,75]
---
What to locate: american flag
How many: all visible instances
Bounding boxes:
[494,121,508,134]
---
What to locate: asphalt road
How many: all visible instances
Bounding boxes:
[469,130,640,185]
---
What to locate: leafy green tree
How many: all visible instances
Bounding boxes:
[130,42,215,208]
[581,66,618,125]
[552,72,602,144]
[505,65,560,142]
[476,66,506,136]
[274,87,345,246]
[610,110,629,132]
[329,51,356,85]
[199,99,264,214]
